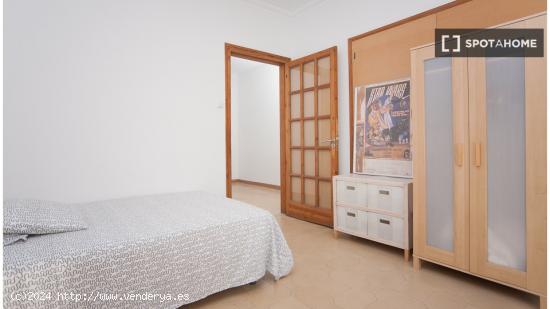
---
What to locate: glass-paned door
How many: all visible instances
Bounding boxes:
[285,47,338,227]
[411,44,469,270]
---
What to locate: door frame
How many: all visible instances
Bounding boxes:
[224,43,290,213]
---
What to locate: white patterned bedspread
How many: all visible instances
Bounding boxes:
[3,191,294,308]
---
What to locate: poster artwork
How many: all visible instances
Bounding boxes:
[354,79,412,177]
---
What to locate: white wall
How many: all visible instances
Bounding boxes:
[231,59,280,186]
[4,0,296,202]
[230,72,240,180]
[4,0,450,202]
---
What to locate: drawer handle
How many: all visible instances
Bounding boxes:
[346,212,356,217]
[346,186,356,191]
[379,190,390,195]
[379,219,391,225]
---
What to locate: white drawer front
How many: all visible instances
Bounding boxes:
[336,181,368,206]
[336,207,368,236]
[367,213,404,247]
[367,185,404,214]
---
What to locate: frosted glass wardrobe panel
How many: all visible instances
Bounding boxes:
[485,57,526,271]
[424,58,454,252]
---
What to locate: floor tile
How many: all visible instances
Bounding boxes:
[188,183,539,309]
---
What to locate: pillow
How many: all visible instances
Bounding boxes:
[4,199,87,234]
[3,234,28,246]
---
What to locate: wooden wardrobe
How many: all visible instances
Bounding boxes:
[411,13,547,307]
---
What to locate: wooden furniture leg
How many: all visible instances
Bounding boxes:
[413,256,422,270]
[403,249,410,262]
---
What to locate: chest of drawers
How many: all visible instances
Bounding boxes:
[333,174,413,261]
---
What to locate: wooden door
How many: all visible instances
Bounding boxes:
[469,14,546,293]
[284,47,338,227]
[411,44,470,270]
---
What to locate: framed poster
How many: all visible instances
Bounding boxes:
[353,78,412,178]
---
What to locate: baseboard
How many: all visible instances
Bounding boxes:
[232,179,280,190]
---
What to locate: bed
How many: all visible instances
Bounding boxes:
[3,191,294,308]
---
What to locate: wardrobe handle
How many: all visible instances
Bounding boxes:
[455,143,463,167]
[474,143,481,167]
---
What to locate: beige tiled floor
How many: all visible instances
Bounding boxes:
[190,182,539,309]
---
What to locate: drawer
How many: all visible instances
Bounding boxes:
[336,207,368,236]
[367,185,404,214]
[336,181,368,206]
[367,213,404,247]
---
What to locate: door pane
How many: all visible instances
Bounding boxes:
[319,181,331,209]
[318,88,331,116]
[424,58,454,252]
[305,179,316,206]
[291,122,301,146]
[303,61,315,88]
[304,120,315,146]
[486,57,526,271]
[291,150,301,174]
[291,94,300,119]
[290,66,300,91]
[318,57,330,85]
[284,48,336,227]
[304,91,314,118]
[318,119,330,147]
[318,150,331,178]
[291,177,301,202]
[304,150,315,176]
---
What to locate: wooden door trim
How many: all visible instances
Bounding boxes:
[224,43,290,214]
[329,47,339,176]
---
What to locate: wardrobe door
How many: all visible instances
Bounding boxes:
[469,14,546,293]
[411,45,469,270]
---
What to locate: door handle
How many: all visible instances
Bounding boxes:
[455,143,463,167]
[322,136,339,148]
[474,143,481,167]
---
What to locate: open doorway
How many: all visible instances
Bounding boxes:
[225,44,339,225]
[231,57,280,214]
[224,44,289,214]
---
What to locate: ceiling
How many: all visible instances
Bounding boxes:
[244,0,326,16]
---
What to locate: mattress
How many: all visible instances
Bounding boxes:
[3,191,294,308]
